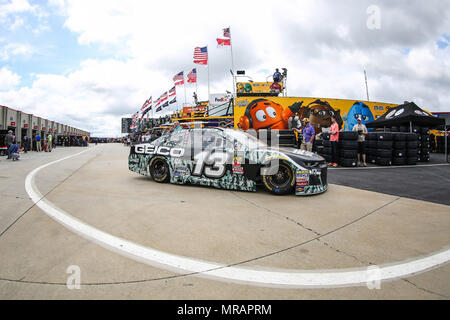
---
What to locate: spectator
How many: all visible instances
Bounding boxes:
[273,68,282,83]
[294,118,315,152]
[173,121,182,131]
[329,116,340,167]
[6,130,14,159]
[23,135,30,153]
[47,134,53,152]
[36,133,42,152]
[10,142,23,161]
[352,118,368,167]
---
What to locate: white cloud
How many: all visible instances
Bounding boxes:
[0,0,34,18]
[0,67,21,89]
[9,15,24,30]
[0,42,34,60]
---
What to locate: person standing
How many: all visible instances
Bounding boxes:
[295,118,315,152]
[352,118,368,166]
[329,116,340,167]
[47,134,53,152]
[36,133,42,152]
[23,135,30,153]
[6,130,14,159]
[273,68,282,83]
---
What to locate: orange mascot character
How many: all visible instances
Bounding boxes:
[239,99,303,131]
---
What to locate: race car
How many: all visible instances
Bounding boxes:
[128,128,327,196]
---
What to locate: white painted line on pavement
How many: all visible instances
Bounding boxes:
[330,163,450,170]
[25,148,450,288]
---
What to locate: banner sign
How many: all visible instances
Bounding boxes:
[234,96,398,133]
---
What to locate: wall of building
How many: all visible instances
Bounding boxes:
[0,105,90,144]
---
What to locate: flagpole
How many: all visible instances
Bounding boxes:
[207,45,210,113]
[184,77,187,108]
[229,26,236,99]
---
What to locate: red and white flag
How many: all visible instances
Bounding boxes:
[216,38,231,46]
[160,91,168,102]
[173,71,184,85]
[169,86,176,96]
[193,46,208,65]
[187,68,197,83]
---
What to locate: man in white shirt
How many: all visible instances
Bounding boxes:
[352,118,368,166]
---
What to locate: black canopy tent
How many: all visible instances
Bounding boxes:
[366,101,447,162]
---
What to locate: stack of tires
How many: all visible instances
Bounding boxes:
[392,133,407,165]
[366,132,378,165]
[316,133,332,163]
[417,128,431,162]
[405,133,418,165]
[436,136,450,153]
[375,132,393,166]
[338,131,358,167]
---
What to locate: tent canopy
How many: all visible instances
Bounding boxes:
[366,102,445,129]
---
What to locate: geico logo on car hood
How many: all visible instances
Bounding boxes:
[134,144,185,157]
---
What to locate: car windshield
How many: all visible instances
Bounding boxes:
[223,129,268,150]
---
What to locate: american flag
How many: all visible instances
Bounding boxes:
[173,71,184,85]
[169,86,176,96]
[160,91,168,102]
[223,27,230,38]
[169,97,177,104]
[193,46,208,65]
[187,68,197,83]
[154,97,161,107]
[162,101,169,108]
[140,96,152,112]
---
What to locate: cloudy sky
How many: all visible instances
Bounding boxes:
[0,0,449,136]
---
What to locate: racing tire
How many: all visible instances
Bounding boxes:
[341,140,358,150]
[406,141,418,149]
[149,156,170,183]
[393,149,406,158]
[367,132,377,141]
[393,157,406,166]
[368,140,377,148]
[339,158,358,167]
[376,157,392,166]
[405,133,417,141]
[339,131,358,140]
[393,141,406,149]
[393,133,406,141]
[340,149,358,159]
[323,140,332,147]
[322,147,332,155]
[399,126,409,133]
[376,132,393,141]
[262,161,295,195]
[406,157,417,165]
[376,149,392,158]
[406,149,418,157]
[376,141,393,149]
[391,126,399,132]
[421,128,430,135]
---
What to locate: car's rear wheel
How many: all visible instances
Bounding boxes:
[262,160,295,195]
[149,156,170,183]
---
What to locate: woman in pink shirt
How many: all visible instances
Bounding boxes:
[329,116,340,167]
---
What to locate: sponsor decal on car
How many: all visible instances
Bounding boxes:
[135,144,185,157]
[173,166,190,177]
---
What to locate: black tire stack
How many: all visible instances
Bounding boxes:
[316,133,332,163]
[375,132,393,166]
[417,127,431,162]
[338,131,358,167]
[436,135,450,153]
[392,133,407,166]
[405,133,418,165]
[366,132,378,165]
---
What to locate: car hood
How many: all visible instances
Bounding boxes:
[276,147,325,163]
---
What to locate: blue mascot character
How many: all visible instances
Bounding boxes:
[344,101,375,131]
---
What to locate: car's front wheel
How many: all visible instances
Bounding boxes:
[149,156,170,183]
[261,160,295,195]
